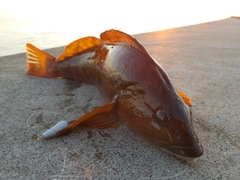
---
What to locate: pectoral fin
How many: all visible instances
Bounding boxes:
[177,90,193,106]
[57,95,120,136]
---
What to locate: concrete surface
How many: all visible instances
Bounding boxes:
[0,18,240,179]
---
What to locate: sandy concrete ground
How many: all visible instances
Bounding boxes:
[0,18,240,179]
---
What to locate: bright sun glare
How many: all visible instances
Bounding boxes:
[1,0,239,35]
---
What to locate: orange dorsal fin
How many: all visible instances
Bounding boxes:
[56,36,104,62]
[177,90,193,106]
[100,29,149,57]
[56,95,120,135]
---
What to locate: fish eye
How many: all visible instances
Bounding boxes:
[154,110,169,126]
[156,110,165,121]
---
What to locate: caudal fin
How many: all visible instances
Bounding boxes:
[26,43,60,78]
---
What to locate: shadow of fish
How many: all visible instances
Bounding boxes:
[25,29,203,160]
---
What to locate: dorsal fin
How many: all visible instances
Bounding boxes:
[100,29,149,57]
[56,36,103,62]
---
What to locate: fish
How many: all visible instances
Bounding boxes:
[25,29,203,160]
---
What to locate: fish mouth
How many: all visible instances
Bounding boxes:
[160,144,203,160]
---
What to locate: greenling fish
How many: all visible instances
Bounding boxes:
[25,29,203,160]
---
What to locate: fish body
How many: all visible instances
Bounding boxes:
[26,30,203,160]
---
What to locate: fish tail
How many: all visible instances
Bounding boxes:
[26,43,61,78]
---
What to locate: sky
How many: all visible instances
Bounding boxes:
[1,0,239,36]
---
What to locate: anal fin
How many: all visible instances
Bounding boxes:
[57,95,120,135]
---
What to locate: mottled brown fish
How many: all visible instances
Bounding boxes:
[25,29,203,160]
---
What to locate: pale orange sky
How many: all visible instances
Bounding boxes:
[1,0,239,35]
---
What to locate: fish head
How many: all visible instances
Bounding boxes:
[151,90,203,160]
[119,87,203,160]
[117,57,203,160]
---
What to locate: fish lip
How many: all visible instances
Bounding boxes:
[160,144,203,161]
